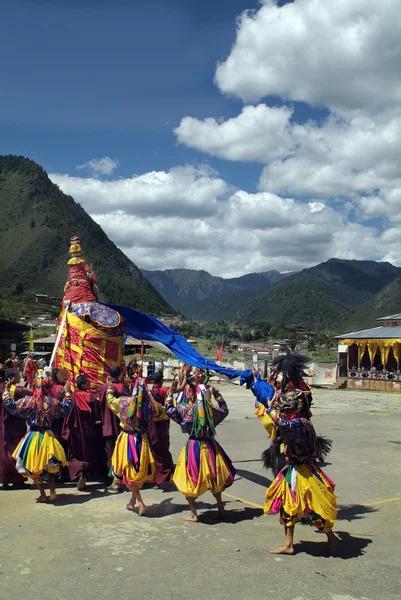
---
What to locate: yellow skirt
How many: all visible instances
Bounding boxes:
[255,404,277,440]
[13,429,67,481]
[264,462,337,533]
[110,431,155,489]
[173,438,236,498]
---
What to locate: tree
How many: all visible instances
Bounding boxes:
[288,333,299,351]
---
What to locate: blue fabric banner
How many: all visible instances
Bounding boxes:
[108,303,243,379]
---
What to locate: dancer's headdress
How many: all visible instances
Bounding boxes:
[271,352,310,388]
[32,371,53,401]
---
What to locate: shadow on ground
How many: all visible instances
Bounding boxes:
[235,468,272,488]
[199,506,263,525]
[295,531,373,559]
[337,503,377,521]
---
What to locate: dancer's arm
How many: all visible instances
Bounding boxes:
[54,382,73,418]
[106,388,120,416]
[164,380,182,423]
[2,380,35,418]
[210,387,228,426]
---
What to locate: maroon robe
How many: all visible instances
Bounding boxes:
[148,384,174,485]
[0,384,28,485]
[62,391,103,481]
[50,384,68,448]
[96,379,129,473]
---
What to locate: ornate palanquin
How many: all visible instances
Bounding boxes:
[53,236,125,388]
[55,310,124,388]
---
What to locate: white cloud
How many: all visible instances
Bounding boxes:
[175,104,294,162]
[52,170,387,278]
[215,0,401,114]
[259,112,401,198]
[77,157,120,177]
[50,165,228,219]
[176,107,401,200]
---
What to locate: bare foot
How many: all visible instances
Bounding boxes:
[49,493,57,503]
[184,514,198,522]
[269,545,295,555]
[216,511,226,521]
[138,503,147,516]
[36,495,49,503]
[126,502,136,511]
[77,476,87,491]
[324,532,340,556]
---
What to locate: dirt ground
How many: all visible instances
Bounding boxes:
[1,384,400,600]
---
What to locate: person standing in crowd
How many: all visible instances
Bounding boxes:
[96,365,129,491]
[146,361,155,379]
[1,372,72,503]
[50,369,70,470]
[62,374,102,490]
[127,357,142,380]
[23,353,38,389]
[147,371,175,487]
[5,355,14,369]
[0,368,31,488]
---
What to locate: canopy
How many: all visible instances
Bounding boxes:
[108,303,243,379]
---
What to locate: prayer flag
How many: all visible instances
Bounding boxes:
[216,345,223,362]
[29,328,34,351]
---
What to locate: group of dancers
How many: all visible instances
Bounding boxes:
[0,352,339,555]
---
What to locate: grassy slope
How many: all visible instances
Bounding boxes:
[0,157,173,317]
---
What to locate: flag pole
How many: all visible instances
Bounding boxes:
[49,300,71,368]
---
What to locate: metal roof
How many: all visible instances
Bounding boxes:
[336,326,401,340]
[376,313,401,321]
[20,351,51,356]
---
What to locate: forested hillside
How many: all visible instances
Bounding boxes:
[0,155,173,317]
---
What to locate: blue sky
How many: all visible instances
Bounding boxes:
[1,1,400,277]
[1,0,265,189]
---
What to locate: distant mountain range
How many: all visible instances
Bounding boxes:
[0,155,173,316]
[143,260,401,333]
[141,268,290,312]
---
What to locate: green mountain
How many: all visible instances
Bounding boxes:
[0,155,173,317]
[177,259,401,330]
[338,275,401,333]
[141,268,289,312]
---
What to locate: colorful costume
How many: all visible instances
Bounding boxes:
[54,236,125,388]
[107,379,162,488]
[166,383,235,498]
[148,382,175,485]
[2,374,72,481]
[264,390,337,533]
[240,355,316,478]
[97,378,129,474]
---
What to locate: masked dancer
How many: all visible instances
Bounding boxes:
[166,367,235,522]
[2,372,72,503]
[106,377,163,515]
[264,388,338,555]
